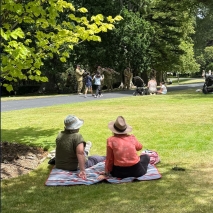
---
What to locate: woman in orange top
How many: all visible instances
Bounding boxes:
[104,116,150,178]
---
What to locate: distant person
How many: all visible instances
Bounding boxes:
[84,72,93,98]
[202,70,206,78]
[75,65,85,95]
[97,66,106,91]
[124,67,132,90]
[93,71,104,98]
[65,73,72,87]
[157,82,167,94]
[99,116,150,179]
[168,79,172,84]
[147,77,157,95]
[55,115,105,180]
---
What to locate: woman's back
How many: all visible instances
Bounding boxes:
[148,79,157,93]
[107,135,141,167]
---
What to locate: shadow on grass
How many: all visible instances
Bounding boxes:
[1,161,213,213]
[1,126,57,149]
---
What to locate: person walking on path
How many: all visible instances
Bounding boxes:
[93,70,104,98]
[104,68,120,91]
[75,65,85,95]
[55,115,105,180]
[104,68,113,91]
[97,65,107,91]
[84,72,93,98]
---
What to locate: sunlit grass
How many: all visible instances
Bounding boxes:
[1,89,213,213]
[169,77,204,85]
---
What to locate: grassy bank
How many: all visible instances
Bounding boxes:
[1,89,213,213]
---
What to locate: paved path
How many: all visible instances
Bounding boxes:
[1,83,203,112]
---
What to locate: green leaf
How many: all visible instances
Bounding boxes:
[3,84,13,92]
[114,15,123,21]
[60,57,67,62]
[35,70,41,75]
[78,7,88,13]
[10,28,25,39]
[0,29,9,40]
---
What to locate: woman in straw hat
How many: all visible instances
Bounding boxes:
[102,116,150,178]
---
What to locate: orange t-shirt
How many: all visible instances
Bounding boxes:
[105,134,143,172]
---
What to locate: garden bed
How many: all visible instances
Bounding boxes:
[1,142,48,179]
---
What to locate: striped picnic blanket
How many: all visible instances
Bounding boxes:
[45,162,161,186]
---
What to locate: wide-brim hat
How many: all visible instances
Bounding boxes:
[108,116,132,134]
[64,115,84,130]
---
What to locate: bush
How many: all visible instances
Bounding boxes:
[17,85,40,95]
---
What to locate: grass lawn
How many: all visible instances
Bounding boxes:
[1,89,213,213]
[167,77,204,85]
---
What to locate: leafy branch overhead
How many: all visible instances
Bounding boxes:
[1,0,122,91]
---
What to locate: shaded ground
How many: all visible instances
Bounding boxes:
[1,142,48,179]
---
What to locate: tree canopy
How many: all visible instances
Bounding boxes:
[1,0,212,92]
[1,0,122,91]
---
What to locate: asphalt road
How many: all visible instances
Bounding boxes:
[1,83,203,112]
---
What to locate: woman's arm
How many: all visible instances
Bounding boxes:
[98,140,113,181]
[158,86,163,93]
[105,140,114,173]
[132,135,143,151]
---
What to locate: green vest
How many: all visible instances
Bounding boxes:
[55,131,85,171]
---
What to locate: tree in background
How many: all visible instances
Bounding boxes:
[71,0,201,84]
[2,0,208,93]
[1,0,122,92]
[193,0,213,73]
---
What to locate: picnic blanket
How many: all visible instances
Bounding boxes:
[45,162,161,186]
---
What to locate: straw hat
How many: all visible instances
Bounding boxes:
[64,115,84,130]
[108,116,132,134]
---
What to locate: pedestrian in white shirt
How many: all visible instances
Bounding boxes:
[93,71,104,98]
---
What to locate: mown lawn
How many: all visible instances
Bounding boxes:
[1,89,213,213]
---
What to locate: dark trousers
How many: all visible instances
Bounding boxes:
[95,85,101,96]
[111,154,150,178]
[85,156,106,168]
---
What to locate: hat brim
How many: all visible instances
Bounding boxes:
[65,119,84,130]
[108,121,132,134]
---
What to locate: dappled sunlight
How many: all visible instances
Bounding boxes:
[2,89,213,213]
[2,158,213,213]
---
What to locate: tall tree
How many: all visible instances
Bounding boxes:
[0,0,122,91]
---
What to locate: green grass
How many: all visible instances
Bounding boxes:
[1,89,213,213]
[168,77,204,85]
